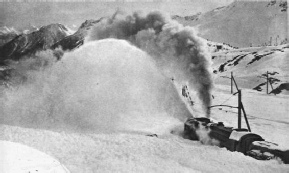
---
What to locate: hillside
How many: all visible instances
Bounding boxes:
[211,44,289,94]
[174,0,288,48]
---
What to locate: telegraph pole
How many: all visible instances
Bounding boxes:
[238,89,242,129]
[231,72,233,94]
[267,71,269,94]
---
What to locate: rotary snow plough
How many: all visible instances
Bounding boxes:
[183,117,289,164]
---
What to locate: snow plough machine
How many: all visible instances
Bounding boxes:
[184,117,289,164]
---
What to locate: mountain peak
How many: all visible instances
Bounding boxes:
[76,19,102,35]
[38,23,71,36]
[51,19,102,51]
[0,26,19,35]
[79,19,100,30]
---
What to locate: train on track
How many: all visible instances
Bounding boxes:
[184,117,289,164]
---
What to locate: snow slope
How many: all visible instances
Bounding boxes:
[209,44,289,148]
[1,125,288,173]
[174,0,288,48]
[212,44,289,93]
[211,84,289,148]
[0,140,69,173]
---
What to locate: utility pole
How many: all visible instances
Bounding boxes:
[238,89,242,129]
[270,37,272,46]
[241,102,251,132]
[212,74,251,131]
[231,72,233,94]
[267,71,269,94]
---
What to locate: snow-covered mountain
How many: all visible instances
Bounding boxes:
[0,26,19,35]
[0,26,19,47]
[51,19,101,51]
[0,23,70,63]
[174,0,288,48]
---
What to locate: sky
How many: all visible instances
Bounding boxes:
[0,0,234,29]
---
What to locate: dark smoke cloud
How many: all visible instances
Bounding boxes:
[86,11,213,117]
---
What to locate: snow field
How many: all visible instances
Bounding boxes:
[1,125,288,173]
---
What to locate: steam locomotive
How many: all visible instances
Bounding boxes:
[184,117,289,164]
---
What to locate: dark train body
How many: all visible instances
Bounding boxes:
[184,117,289,164]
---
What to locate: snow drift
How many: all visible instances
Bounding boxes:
[2,125,289,173]
[0,140,69,173]
[0,39,192,134]
[86,11,213,117]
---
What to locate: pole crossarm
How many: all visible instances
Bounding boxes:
[221,76,231,79]
[208,105,238,109]
[233,91,239,95]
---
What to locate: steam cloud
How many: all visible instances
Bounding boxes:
[86,11,213,117]
[195,123,220,146]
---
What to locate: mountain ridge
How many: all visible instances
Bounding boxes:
[51,19,101,51]
[0,23,70,63]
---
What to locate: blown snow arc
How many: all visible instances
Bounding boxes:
[0,39,192,134]
[86,11,213,117]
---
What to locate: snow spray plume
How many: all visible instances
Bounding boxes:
[3,50,58,86]
[87,11,213,117]
[0,39,192,133]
